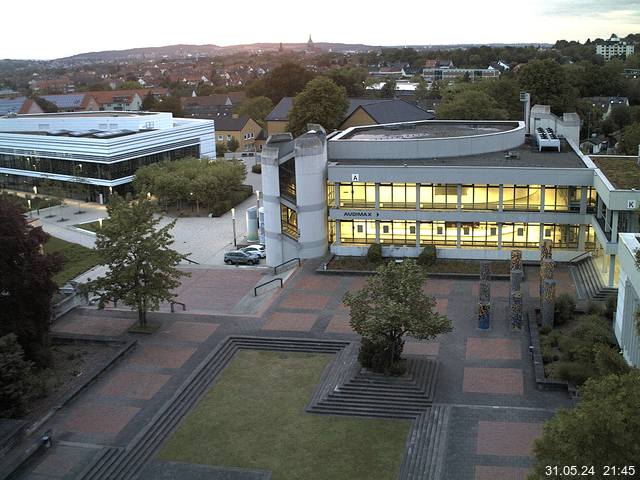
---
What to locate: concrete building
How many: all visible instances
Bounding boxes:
[261,107,640,294]
[0,111,214,200]
[613,232,640,367]
[596,34,635,60]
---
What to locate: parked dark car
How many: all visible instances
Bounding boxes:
[224,250,260,265]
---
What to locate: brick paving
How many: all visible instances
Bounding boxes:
[18,259,576,480]
[463,367,524,395]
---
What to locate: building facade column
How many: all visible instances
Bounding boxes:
[333,182,340,209]
[578,224,586,250]
[609,254,616,287]
[498,185,504,212]
[597,196,603,219]
[605,208,612,233]
[456,222,461,248]
[457,184,462,211]
[375,183,380,210]
[497,223,503,249]
[612,211,619,242]
[335,219,341,245]
[415,183,420,211]
[415,221,421,248]
[540,185,545,212]
[579,186,587,214]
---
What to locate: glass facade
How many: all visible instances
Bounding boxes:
[379,183,416,209]
[544,186,571,211]
[542,224,580,249]
[502,185,541,211]
[327,182,335,208]
[501,222,541,248]
[379,220,416,245]
[340,220,376,244]
[460,185,500,210]
[0,145,199,181]
[279,158,296,202]
[420,184,457,209]
[280,204,298,239]
[339,182,375,208]
[460,222,499,247]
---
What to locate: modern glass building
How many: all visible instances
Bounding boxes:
[262,110,640,290]
[0,111,215,200]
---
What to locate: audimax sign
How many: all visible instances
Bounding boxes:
[340,211,380,218]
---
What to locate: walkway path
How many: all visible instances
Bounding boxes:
[13,260,576,480]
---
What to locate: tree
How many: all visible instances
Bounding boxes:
[32,96,58,113]
[226,136,240,152]
[0,334,34,418]
[155,94,183,117]
[379,79,396,99]
[0,199,61,366]
[235,96,273,128]
[141,91,157,111]
[609,105,632,131]
[343,260,452,374]
[246,62,314,104]
[437,89,509,120]
[216,141,228,158]
[119,80,142,90]
[87,197,189,327]
[529,371,640,478]
[328,66,368,97]
[518,59,577,114]
[414,80,430,104]
[619,123,640,155]
[287,77,349,137]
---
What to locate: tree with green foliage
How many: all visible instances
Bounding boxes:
[216,141,228,158]
[246,62,314,104]
[0,199,61,366]
[518,59,577,114]
[437,89,509,120]
[287,77,349,137]
[32,96,58,113]
[87,197,189,328]
[119,80,142,90]
[0,334,34,418]
[155,94,183,117]
[327,66,368,97]
[235,96,273,128]
[619,123,640,155]
[141,91,157,110]
[414,80,430,104]
[343,260,452,374]
[226,136,240,153]
[529,371,640,478]
[379,79,396,99]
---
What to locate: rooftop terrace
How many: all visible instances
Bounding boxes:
[592,156,640,190]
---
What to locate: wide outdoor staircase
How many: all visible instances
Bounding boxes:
[572,255,617,301]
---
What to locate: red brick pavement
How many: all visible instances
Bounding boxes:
[472,281,511,298]
[62,403,140,435]
[423,279,453,297]
[325,314,355,334]
[476,421,543,456]
[32,445,91,477]
[294,275,343,292]
[157,321,219,343]
[466,338,521,360]
[463,367,524,395]
[475,466,531,480]
[130,345,197,369]
[262,312,319,332]
[99,371,172,400]
[279,292,331,310]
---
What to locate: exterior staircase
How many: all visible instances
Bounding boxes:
[572,254,617,301]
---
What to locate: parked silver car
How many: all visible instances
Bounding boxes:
[242,244,266,258]
[224,250,260,265]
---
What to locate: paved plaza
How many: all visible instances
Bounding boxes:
[15,260,576,480]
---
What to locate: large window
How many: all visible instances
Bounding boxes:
[379,183,416,209]
[379,220,417,245]
[339,182,375,209]
[502,185,541,211]
[585,225,596,249]
[460,222,499,247]
[419,221,457,246]
[460,185,499,210]
[544,186,571,211]
[542,224,579,249]
[278,158,296,201]
[328,219,336,244]
[587,187,597,213]
[326,182,335,208]
[420,184,457,209]
[280,204,298,239]
[340,220,376,244]
[501,222,540,248]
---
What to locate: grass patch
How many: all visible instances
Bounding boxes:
[0,192,61,211]
[328,256,510,275]
[44,237,100,286]
[158,350,410,480]
[74,219,110,233]
[591,156,640,190]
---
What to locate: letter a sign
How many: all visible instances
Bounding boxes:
[351,173,360,181]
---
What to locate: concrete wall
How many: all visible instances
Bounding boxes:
[615,233,640,366]
[530,105,580,146]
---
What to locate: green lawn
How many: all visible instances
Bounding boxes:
[44,237,101,286]
[74,219,110,233]
[158,350,411,480]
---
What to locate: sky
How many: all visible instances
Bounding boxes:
[2,0,639,60]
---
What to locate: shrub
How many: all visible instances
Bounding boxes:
[594,344,631,376]
[553,361,593,386]
[357,338,407,375]
[366,243,383,263]
[541,344,554,363]
[0,334,34,418]
[251,163,262,174]
[574,315,613,345]
[554,293,576,326]
[539,325,552,335]
[605,295,617,320]
[586,301,604,316]
[417,244,437,266]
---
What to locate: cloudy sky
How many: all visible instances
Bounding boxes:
[2,0,639,59]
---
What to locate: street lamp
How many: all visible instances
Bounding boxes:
[33,186,38,195]
[98,218,103,229]
[231,207,237,247]
[27,199,32,217]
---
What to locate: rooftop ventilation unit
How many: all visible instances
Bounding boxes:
[505,150,520,159]
[535,127,560,152]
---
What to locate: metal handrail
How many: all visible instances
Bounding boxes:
[182,256,200,265]
[170,301,186,312]
[273,257,301,275]
[254,277,283,296]
[568,250,592,264]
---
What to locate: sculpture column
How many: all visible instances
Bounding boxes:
[478,262,491,330]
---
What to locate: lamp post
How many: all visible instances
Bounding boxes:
[231,208,237,247]
[27,199,32,218]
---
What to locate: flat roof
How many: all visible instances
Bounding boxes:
[11,111,156,118]
[330,137,587,169]
[338,121,519,141]
[592,155,640,189]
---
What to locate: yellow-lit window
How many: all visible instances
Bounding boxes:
[460,185,500,210]
[503,185,541,211]
[379,183,416,209]
[432,184,457,209]
[544,186,570,212]
[460,222,499,247]
[543,224,579,249]
[501,222,540,248]
[339,220,376,244]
